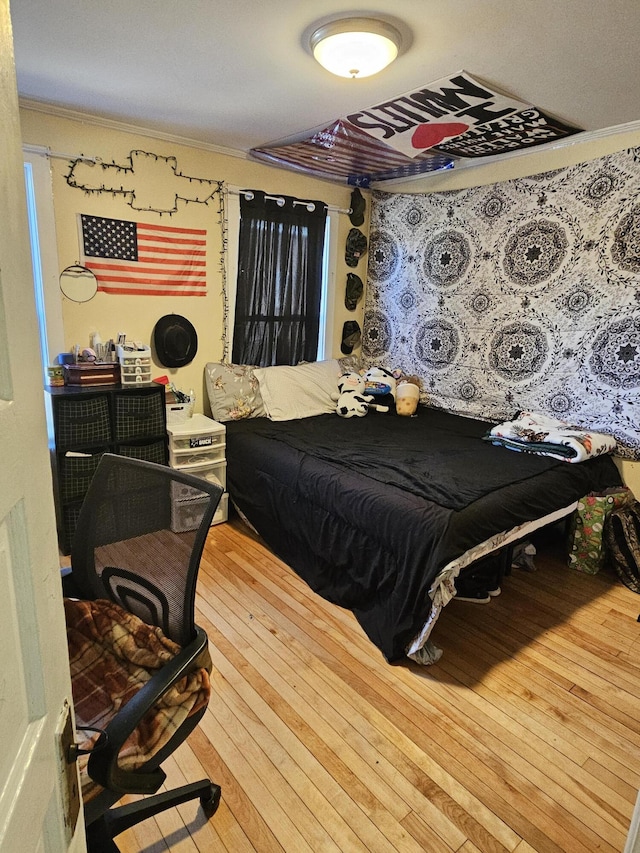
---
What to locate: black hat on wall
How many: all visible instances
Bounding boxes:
[153,314,198,368]
[340,320,361,355]
[345,273,363,310]
[345,228,368,267]
[349,188,366,226]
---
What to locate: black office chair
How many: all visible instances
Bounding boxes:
[62,453,223,852]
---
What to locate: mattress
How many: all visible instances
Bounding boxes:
[225,407,622,662]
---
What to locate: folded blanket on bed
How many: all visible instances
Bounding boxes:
[483,411,617,463]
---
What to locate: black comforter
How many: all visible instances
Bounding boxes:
[225,408,622,661]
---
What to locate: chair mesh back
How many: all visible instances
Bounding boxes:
[71,454,223,646]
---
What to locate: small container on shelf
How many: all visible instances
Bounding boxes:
[63,363,121,386]
[166,401,194,423]
[117,344,152,385]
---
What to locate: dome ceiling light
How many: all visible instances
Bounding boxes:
[309,17,403,79]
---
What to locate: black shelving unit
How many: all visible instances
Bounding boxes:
[46,382,168,553]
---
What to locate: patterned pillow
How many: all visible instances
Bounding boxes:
[205,362,266,422]
[338,353,363,374]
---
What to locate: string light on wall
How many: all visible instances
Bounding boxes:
[65,149,224,215]
[309,17,403,79]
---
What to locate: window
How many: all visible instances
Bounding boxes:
[23,148,64,445]
[231,190,327,366]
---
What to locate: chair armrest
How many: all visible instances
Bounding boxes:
[86,625,209,795]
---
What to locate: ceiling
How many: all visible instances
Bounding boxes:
[10,0,640,170]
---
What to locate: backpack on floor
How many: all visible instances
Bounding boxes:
[604,500,640,594]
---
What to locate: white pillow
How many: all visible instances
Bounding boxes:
[254,360,341,421]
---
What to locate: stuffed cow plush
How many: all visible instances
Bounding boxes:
[363,366,396,412]
[334,372,390,417]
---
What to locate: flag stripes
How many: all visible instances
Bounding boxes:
[251,119,453,185]
[79,214,208,296]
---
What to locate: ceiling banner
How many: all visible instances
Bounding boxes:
[431,107,581,158]
[343,71,529,158]
[250,119,455,187]
[250,71,582,186]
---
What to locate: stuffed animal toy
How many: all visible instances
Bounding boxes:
[396,376,421,416]
[363,366,397,412]
[333,371,389,417]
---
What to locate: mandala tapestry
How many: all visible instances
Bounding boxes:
[364,147,640,459]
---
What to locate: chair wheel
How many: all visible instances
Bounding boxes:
[200,783,221,818]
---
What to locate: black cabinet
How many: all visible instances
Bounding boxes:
[47,383,168,553]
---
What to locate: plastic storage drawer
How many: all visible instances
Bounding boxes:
[170,458,227,489]
[212,493,228,525]
[169,428,225,453]
[171,489,228,532]
[167,414,225,447]
[171,471,223,502]
[169,443,225,467]
[117,345,152,385]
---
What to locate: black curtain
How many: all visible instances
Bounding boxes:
[232,190,327,366]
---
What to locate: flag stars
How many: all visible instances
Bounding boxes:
[82,216,138,261]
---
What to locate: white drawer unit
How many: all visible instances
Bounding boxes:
[167,414,228,527]
[117,344,153,385]
[169,444,225,468]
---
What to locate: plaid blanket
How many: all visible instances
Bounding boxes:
[64,597,211,803]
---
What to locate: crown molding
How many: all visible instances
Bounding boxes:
[19,97,640,189]
[18,97,249,161]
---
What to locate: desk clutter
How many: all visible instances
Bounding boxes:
[47,331,153,387]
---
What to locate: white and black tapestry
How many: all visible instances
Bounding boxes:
[363,147,640,458]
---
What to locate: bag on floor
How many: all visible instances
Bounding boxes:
[604,500,640,594]
[567,487,635,574]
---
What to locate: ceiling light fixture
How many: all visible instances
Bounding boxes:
[309,17,402,79]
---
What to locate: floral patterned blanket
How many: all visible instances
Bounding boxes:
[64,597,211,803]
[483,411,618,463]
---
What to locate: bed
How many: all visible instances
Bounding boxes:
[206,359,623,664]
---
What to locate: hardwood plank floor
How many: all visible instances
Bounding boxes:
[116,514,640,853]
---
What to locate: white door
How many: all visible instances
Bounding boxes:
[0,3,85,851]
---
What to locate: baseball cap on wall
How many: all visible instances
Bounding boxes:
[349,188,366,226]
[345,273,363,310]
[340,320,362,355]
[345,228,368,267]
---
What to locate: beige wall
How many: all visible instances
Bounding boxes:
[384,124,640,498]
[19,107,367,412]
[20,108,638,495]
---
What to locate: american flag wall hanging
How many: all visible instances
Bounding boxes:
[78,214,207,296]
[250,71,581,186]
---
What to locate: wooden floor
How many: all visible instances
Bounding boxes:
[116,514,640,853]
